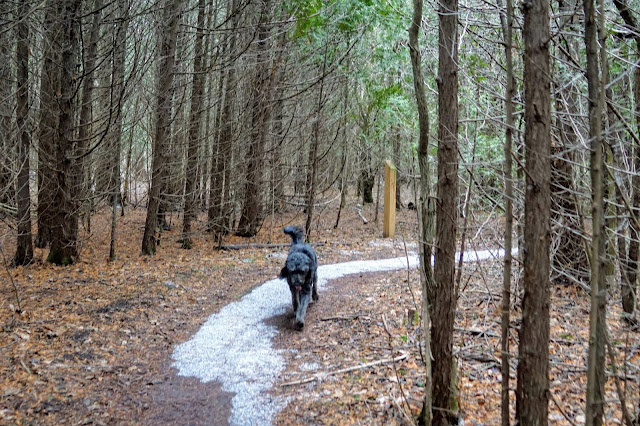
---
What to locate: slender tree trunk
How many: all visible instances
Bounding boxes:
[516,0,551,420]
[497,0,514,420]
[237,0,273,237]
[181,0,207,249]
[14,0,33,267]
[36,3,61,249]
[142,0,182,255]
[109,0,129,261]
[47,0,82,266]
[584,0,606,420]
[77,0,102,237]
[304,45,327,241]
[409,0,434,423]
[209,0,238,238]
[0,1,13,210]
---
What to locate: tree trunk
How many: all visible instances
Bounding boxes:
[0,1,13,211]
[432,0,460,419]
[237,0,273,237]
[409,0,434,423]
[141,0,182,255]
[497,0,515,420]
[584,0,606,421]
[109,0,129,261]
[14,0,33,267]
[209,0,239,238]
[516,0,551,420]
[36,3,61,249]
[181,0,207,249]
[47,0,82,266]
[77,0,102,236]
[305,45,327,241]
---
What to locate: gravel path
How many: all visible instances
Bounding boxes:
[171,248,510,425]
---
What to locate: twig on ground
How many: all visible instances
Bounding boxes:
[218,242,326,250]
[0,242,22,314]
[280,352,408,387]
[320,315,359,321]
[550,392,578,426]
[382,314,415,424]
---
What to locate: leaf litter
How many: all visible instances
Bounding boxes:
[0,205,639,425]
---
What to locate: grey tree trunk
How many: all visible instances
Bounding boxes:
[584,0,606,420]
[142,0,182,255]
[47,0,82,266]
[237,0,273,237]
[209,0,239,238]
[36,3,61,249]
[497,0,514,421]
[0,1,13,210]
[181,0,207,249]
[408,0,434,423]
[109,0,129,261]
[14,0,33,267]
[516,0,552,420]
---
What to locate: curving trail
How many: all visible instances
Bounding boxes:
[171,248,511,425]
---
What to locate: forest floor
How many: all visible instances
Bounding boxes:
[1,200,640,425]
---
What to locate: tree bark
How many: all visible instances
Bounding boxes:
[109,0,129,261]
[36,3,61,249]
[0,1,13,210]
[14,0,34,267]
[237,0,273,237]
[142,0,182,255]
[181,0,207,249]
[584,0,606,421]
[497,0,515,420]
[47,0,82,266]
[409,0,434,423]
[432,0,460,419]
[209,0,239,238]
[516,0,551,421]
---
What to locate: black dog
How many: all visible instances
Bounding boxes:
[279,226,318,330]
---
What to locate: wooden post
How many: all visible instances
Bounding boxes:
[383,160,396,238]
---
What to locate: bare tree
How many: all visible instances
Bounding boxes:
[181,0,207,249]
[14,0,33,267]
[516,0,552,420]
[409,0,434,423]
[142,0,183,255]
[497,0,515,420]
[432,0,460,418]
[583,0,606,420]
[237,0,273,237]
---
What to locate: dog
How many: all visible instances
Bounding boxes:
[279,226,319,330]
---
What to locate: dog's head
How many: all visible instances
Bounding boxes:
[279,252,312,291]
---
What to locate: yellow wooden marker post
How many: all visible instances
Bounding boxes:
[383,160,396,238]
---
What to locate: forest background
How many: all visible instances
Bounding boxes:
[3,0,640,424]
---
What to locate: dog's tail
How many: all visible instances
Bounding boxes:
[283,226,304,245]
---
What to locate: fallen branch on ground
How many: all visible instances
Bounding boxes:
[218,242,326,250]
[280,352,408,387]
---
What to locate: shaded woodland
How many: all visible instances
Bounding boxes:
[3,0,640,423]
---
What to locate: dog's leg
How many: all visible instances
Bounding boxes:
[312,270,319,302]
[290,288,299,318]
[295,290,311,330]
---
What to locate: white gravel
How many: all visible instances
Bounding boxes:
[171,247,511,425]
